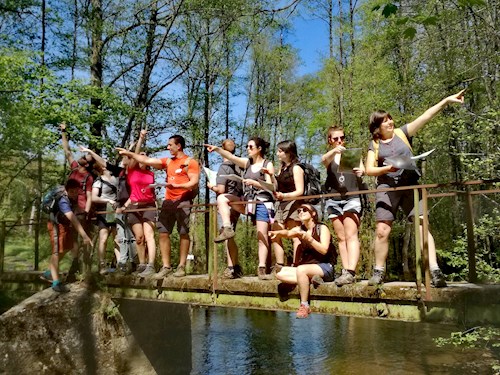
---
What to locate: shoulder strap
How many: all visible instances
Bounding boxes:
[373,128,413,166]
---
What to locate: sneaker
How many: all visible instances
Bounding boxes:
[368,268,385,286]
[138,264,155,278]
[431,268,447,288]
[52,283,69,293]
[40,270,53,283]
[117,262,128,273]
[335,270,355,286]
[296,304,311,319]
[214,226,235,243]
[152,266,173,280]
[311,275,324,288]
[257,266,272,280]
[272,263,284,275]
[173,265,186,277]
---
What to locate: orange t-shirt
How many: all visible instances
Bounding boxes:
[160,155,200,201]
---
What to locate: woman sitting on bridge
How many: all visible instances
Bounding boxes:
[269,204,336,319]
[365,89,465,288]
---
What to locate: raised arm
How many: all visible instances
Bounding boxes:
[321,145,345,167]
[116,148,163,169]
[134,129,147,153]
[406,90,465,137]
[204,144,249,169]
[59,122,74,164]
[79,146,106,167]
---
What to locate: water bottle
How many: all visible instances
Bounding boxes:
[106,202,116,223]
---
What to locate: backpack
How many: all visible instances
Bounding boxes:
[372,128,412,166]
[42,186,67,221]
[96,177,118,197]
[297,162,323,204]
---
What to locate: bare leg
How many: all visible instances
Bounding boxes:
[143,221,156,264]
[131,222,145,264]
[226,238,238,267]
[159,232,171,268]
[296,264,324,303]
[179,234,190,266]
[276,266,297,284]
[256,220,270,267]
[374,221,392,268]
[420,224,439,267]
[270,222,285,265]
[343,213,361,271]
[98,227,109,265]
[332,217,348,269]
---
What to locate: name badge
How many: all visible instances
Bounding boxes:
[175,168,183,174]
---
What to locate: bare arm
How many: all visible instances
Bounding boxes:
[321,145,345,167]
[205,144,249,169]
[209,183,226,195]
[406,90,465,137]
[116,148,163,169]
[65,211,92,245]
[301,225,331,255]
[92,186,116,205]
[134,129,147,153]
[79,146,106,167]
[365,150,396,177]
[171,166,200,190]
[59,123,74,164]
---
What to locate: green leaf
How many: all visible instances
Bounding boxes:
[382,3,398,17]
[403,27,417,39]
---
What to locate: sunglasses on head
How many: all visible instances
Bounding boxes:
[328,135,345,142]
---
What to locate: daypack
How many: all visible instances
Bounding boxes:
[297,162,323,204]
[96,177,118,197]
[42,186,67,221]
[372,128,412,166]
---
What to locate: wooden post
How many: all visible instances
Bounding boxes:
[208,206,214,278]
[0,221,5,274]
[464,189,477,283]
[413,189,422,297]
[421,188,431,300]
[212,204,218,292]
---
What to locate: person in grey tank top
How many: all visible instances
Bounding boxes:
[365,89,465,288]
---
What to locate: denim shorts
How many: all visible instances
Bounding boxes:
[325,197,362,219]
[318,263,334,282]
[254,202,273,223]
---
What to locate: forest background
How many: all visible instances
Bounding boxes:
[0,0,498,281]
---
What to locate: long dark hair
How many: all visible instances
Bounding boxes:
[369,111,392,141]
[277,140,299,169]
[248,136,270,160]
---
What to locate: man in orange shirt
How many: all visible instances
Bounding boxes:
[117,135,200,278]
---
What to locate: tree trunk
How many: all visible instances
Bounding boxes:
[90,0,103,153]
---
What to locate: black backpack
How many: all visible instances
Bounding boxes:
[297,162,323,204]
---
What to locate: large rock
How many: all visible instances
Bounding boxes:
[0,283,155,374]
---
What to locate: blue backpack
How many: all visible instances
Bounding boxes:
[42,186,66,220]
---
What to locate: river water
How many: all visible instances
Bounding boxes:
[118,300,491,375]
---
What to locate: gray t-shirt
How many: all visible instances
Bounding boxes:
[216,161,243,197]
[93,176,118,201]
[368,124,419,186]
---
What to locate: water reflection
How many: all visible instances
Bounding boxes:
[118,300,482,375]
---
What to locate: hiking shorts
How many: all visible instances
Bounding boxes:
[47,221,76,254]
[127,202,157,225]
[274,200,301,224]
[157,199,192,235]
[375,184,423,222]
[325,197,361,219]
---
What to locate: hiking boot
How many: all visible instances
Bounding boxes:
[311,275,324,288]
[214,226,235,243]
[138,264,155,278]
[296,304,311,319]
[257,266,272,280]
[272,263,284,276]
[368,268,385,286]
[335,270,355,286]
[173,265,186,277]
[40,270,53,283]
[117,262,128,273]
[134,263,147,275]
[222,267,236,279]
[52,282,69,293]
[152,266,173,280]
[431,268,447,288]
[233,265,243,278]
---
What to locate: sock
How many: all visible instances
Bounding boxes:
[43,270,51,279]
[346,269,355,276]
[52,280,61,287]
[430,265,440,272]
[300,301,309,307]
[374,266,385,272]
[228,266,234,271]
[222,222,232,228]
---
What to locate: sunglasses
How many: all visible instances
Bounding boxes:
[246,145,256,150]
[328,136,345,142]
[297,207,314,215]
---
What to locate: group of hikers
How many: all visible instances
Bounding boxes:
[44,90,465,318]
